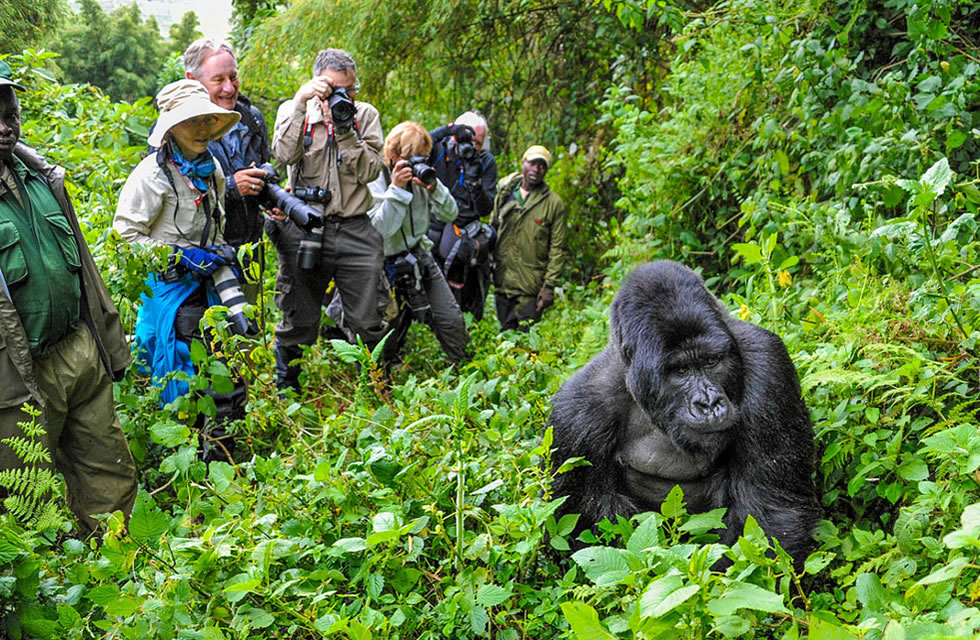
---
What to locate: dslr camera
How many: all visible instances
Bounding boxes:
[391,253,430,322]
[452,125,478,162]
[328,87,356,129]
[407,155,436,186]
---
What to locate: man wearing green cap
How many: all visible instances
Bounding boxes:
[0,61,137,535]
[490,144,568,331]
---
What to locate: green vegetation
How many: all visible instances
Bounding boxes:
[2,0,980,637]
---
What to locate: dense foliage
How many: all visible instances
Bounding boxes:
[2,0,980,637]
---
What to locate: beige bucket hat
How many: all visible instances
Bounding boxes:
[148,79,240,148]
[522,144,552,168]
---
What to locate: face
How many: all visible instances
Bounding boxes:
[169,114,219,158]
[191,50,239,110]
[0,89,21,163]
[521,158,548,189]
[318,68,358,108]
[471,125,486,149]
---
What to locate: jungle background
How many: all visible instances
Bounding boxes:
[2,0,980,638]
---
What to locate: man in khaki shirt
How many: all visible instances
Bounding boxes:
[268,48,385,392]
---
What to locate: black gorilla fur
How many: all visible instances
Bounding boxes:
[549,260,820,565]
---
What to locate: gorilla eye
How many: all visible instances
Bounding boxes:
[703,355,721,368]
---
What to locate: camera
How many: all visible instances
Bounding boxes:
[391,253,430,322]
[255,163,324,233]
[328,86,356,129]
[297,227,322,271]
[453,125,478,162]
[293,185,331,205]
[407,155,437,186]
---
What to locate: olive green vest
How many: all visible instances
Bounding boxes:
[0,156,81,356]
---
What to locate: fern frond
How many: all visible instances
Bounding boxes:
[0,436,52,465]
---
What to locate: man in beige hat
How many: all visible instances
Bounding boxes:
[0,59,137,535]
[115,79,249,463]
[490,144,568,331]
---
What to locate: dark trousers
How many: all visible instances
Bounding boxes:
[174,289,247,462]
[269,215,387,348]
[495,293,540,332]
[384,250,470,364]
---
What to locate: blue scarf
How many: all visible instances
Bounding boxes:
[170,144,215,192]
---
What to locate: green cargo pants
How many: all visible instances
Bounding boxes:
[0,325,137,535]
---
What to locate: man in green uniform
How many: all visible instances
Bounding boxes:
[0,61,136,535]
[490,145,568,331]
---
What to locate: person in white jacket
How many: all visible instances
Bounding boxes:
[367,121,470,365]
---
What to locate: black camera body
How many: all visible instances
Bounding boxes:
[255,163,324,233]
[293,185,331,205]
[328,87,356,129]
[453,125,478,162]
[407,155,437,186]
[391,252,430,322]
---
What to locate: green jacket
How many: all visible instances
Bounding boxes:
[0,143,131,413]
[490,172,568,298]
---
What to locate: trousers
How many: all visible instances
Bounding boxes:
[0,325,137,535]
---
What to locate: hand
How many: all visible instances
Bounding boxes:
[235,167,269,198]
[294,76,334,106]
[414,177,437,192]
[536,286,555,312]
[391,160,413,189]
[172,246,227,276]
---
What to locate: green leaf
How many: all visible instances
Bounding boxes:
[365,573,384,600]
[571,546,631,586]
[706,582,788,616]
[476,583,513,607]
[247,607,275,629]
[86,584,121,605]
[679,508,726,534]
[920,157,952,197]
[714,614,751,637]
[104,596,140,617]
[468,604,489,636]
[804,551,835,574]
[223,575,261,603]
[639,573,699,618]
[129,491,169,545]
[732,243,764,265]
[333,537,367,553]
[560,601,617,640]
[208,461,235,494]
[627,513,661,555]
[149,421,191,447]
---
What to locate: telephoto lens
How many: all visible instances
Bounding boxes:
[254,163,324,233]
[212,265,254,335]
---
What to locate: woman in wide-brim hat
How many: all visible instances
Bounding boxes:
[112,79,248,464]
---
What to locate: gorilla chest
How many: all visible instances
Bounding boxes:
[617,406,723,511]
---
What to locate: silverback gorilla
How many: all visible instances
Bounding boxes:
[549,261,820,566]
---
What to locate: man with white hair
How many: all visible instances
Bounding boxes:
[426,111,498,320]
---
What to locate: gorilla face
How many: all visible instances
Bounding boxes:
[612,270,744,461]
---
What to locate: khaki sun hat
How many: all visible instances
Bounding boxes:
[148,79,240,148]
[522,144,552,169]
[0,60,25,91]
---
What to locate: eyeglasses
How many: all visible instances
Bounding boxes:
[336,83,360,93]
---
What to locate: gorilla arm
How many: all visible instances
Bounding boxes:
[720,321,822,564]
[549,346,640,528]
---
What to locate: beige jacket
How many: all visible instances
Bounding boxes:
[271,97,384,218]
[114,152,227,248]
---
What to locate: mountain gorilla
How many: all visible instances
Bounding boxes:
[549,261,820,566]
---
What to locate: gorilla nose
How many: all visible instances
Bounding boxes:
[692,392,729,421]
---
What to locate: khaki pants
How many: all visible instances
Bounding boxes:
[0,325,137,535]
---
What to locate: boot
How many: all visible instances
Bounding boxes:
[275,342,304,394]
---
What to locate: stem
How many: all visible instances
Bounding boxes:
[922,201,969,340]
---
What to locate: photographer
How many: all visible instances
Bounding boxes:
[426,112,498,320]
[269,48,385,392]
[182,39,271,301]
[114,79,248,462]
[368,122,470,365]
